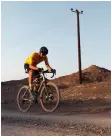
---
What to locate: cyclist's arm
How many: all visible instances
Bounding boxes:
[29,65,39,70]
[45,56,52,71]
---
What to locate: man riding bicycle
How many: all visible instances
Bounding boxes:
[24,46,55,101]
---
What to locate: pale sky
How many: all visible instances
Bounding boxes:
[1,1,111,81]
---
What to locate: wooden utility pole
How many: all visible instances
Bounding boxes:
[71,8,83,84]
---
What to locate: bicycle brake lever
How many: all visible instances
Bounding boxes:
[51,72,54,78]
[51,70,56,78]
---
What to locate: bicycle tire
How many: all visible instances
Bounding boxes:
[40,82,60,112]
[17,85,32,112]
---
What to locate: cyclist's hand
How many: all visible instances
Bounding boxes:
[50,68,56,74]
[38,68,44,72]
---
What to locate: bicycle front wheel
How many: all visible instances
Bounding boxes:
[17,85,32,112]
[40,82,60,112]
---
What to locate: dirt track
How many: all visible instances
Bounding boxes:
[1,107,111,136]
[1,98,111,115]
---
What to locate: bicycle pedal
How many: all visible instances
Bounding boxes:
[31,99,38,105]
[30,99,35,105]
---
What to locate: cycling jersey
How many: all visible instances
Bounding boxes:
[24,52,51,70]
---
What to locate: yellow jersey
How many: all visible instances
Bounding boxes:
[24,52,51,70]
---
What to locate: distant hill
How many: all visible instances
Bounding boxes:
[1,65,111,87]
[1,78,28,86]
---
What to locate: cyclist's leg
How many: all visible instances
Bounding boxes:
[24,64,35,101]
[24,64,33,88]
[29,69,38,103]
[33,70,40,91]
[29,69,33,88]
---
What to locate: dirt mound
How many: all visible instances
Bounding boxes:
[54,65,111,87]
[82,65,111,82]
[1,78,28,87]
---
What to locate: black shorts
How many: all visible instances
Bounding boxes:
[24,64,39,77]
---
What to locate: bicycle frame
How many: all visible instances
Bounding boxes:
[33,71,50,93]
[37,75,45,93]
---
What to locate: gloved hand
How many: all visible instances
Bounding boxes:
[51,68,56,74]
[38,68,44,72]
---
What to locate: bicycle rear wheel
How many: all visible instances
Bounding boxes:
[40,82,60,112]
[17,85,32,112]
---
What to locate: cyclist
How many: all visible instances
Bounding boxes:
[24,46,55,100]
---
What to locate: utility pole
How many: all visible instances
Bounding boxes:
[71,8,83,84]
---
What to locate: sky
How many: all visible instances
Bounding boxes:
[1,1,111,82]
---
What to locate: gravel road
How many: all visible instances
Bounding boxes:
[2,123,99,136]
[1,109,111,136]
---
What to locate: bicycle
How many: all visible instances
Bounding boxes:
[17,69,60,113]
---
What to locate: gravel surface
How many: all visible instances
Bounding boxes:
[2,124,99,136]
[1,109,111,136]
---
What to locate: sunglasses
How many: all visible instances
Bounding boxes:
[42,52,47,56]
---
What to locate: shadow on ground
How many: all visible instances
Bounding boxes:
[2,98,111,115]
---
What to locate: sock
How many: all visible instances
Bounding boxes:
[29,84,32,88]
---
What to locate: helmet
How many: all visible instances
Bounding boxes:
[40,46,48,55]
